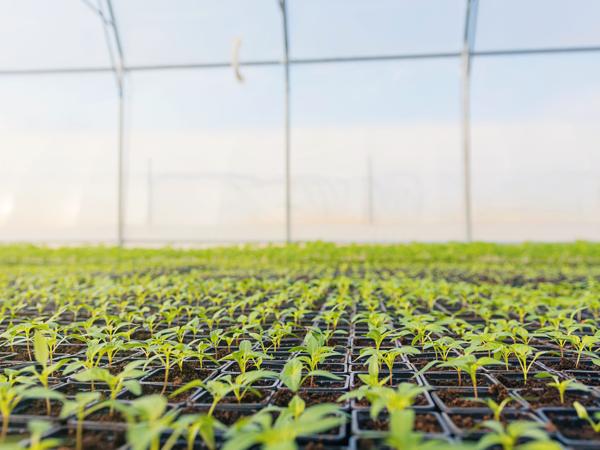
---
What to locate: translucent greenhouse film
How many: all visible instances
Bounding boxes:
[2,0,600,244]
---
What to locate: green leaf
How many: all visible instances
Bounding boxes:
[23,386,65,401]
[33,331,49,366]
[123,379,142,396]
[574,401,589,419]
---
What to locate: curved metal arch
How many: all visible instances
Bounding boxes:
[462,0,479,243]
[279,0,291,244]
[83,0,127,247]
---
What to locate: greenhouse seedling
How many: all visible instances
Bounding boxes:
[278,357,341,392]
[569,334,600,369]
[360,346,419,384]
[345,383,428,420]
[424,336,464,362]
[385,410,473,450]
[59,392,108,450]
[0,373,63,441]
[439,354,503,398]
[171,370,276,416]
[477,420,561,450]
[292,333,340,373]
[222,402,345,450]
[170,413,225,450]
[147,340,183,394]
[116,395,179,450]
[476,397,513,422]
[220,340,271,374]
[510,344,546,386]
[26,420,63,450]
[573,401,600,433]
[23,331,71,415]
[72,360,146,413]
[534,372,588,405]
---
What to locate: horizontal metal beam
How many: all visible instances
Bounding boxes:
[1,45,600,76]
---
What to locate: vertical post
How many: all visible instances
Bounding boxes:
[367,153,374,225]
[279,0,291,244]
[104,0,127,247]
[117,85,125,246]
[461,0,478,242]
[147,158,153,226]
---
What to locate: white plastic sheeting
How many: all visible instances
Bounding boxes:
[1,0,600,243]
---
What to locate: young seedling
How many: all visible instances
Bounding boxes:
[535,372,589,405]
[72,360,146,412]
[26,420,63,450]
[385,410,473,450]
[117,395,179,450]
[365,326,397,351]
[510,344,546,386]
[170,370,276,416]
[278,357,341,393]
[359,347,419,384]
[170,414,225,450]
[220,340,271,375]
[424,336,464,362]
[438,354,503,398]
[478,420,562,450]
[147,340,182,394]
[574,401,600,433]
[569,334,600,369]
[23,331,71,415]
[222,402,345,450]
[476,397,513,422]
[292,333,340,373]
[59,392,109,450]
[347,383,428,420]
[0,371,64,441]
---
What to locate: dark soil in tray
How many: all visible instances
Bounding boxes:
[495,373,547,389]
[448,412,541,432]
[546,413,600,441]
[569,372,600,387]
[53,344,85,355]
[55,383,112,398]
[118,384,194,402]
[540,358,599,371]
[84,409,126,424]
[15,399,62,417]
[3,348,34,361]
[436,385,515,409]
[300,377,347,389]
[354,392,430,408]
[359,413,442,433]
[351,362,411,372]
[409,359,451,372]
[142,366,214,385]
[179,406,256,426]
[351,338,396,347]
[101,360,142,375]
[272,389,343,407]
[55,428,126,450]
[517,386,598,408]
[424,373,494,388]
[195,390,270,405]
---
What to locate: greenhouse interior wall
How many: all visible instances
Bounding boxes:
[2,0,600,244]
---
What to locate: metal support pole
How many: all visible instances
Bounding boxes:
[279,0,292,244]
[147,158,153,225]
[117,88,125,246]
[102,0,127,247]
[461,0,478,242]
[367,153,374,225]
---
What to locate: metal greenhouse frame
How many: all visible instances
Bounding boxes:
[2,0,600,245]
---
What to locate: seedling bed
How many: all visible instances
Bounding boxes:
[1,243,600,449]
